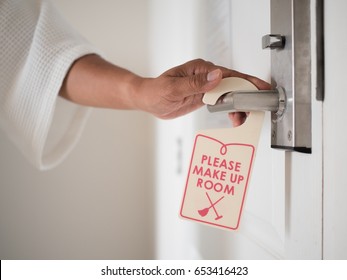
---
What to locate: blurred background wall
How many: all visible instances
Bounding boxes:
[0,0,156,259]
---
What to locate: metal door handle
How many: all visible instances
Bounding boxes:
[207,87,286,118]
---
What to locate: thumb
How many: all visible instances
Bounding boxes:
[183,69,223,95]
[207,69,223,83]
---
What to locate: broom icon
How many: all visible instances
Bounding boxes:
[198,192,224,220]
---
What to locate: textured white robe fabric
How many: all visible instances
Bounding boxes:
[0,0,99,170]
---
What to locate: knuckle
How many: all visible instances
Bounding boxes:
[188,75,204,91]
[191,58,205,64]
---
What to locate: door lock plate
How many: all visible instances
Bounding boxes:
[267,0,312,153]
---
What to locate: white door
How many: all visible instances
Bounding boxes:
[323,0,347,260]
[191,0,322,260]
[153,0,347,260]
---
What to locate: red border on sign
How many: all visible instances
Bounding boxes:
[180,134,255,230]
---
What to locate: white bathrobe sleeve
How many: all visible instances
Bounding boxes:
[0,0,100,170]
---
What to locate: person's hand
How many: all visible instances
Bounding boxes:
[60,56,270,124]
[134,59,271,121]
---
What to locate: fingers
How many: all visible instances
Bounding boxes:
[167,58,216,76]
[228,112,248,127]
[157,59,271,121]
[226,71,270,127]
[169,68,223,98]
[162,59,223,97]
[189,68,223,93]
[164,59,270,99]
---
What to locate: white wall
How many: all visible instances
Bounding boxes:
[0,0,155,259]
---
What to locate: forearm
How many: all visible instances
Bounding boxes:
[59,54,143,110]
[59,54,210,119]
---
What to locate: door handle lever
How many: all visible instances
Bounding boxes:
[207,87,286,118]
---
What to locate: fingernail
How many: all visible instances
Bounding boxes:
[207,69,221,82]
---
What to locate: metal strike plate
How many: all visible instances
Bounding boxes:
[268,0,312,153]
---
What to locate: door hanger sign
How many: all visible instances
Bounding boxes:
[180,77,265,230]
